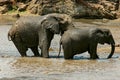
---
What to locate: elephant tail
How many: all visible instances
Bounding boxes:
[8,31,15,41]
[58,39,62,58]
[8,33,12,41]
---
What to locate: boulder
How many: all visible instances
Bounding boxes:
[0,0,120,19]
[17,2,28,11]
[0,5,8,14]
[0,0,11,6]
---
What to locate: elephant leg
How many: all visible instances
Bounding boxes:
[40,45,49,58]
[89,53,99,59]
[13,42,27,57]
[12,37,27,57]
[63,43,73,59]
[39,32,54,58]
[89,45,99,59]
[30,47,40,57]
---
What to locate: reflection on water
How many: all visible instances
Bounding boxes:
[0,17,120,80]
[0,57,120,80]
[12,57,118,74]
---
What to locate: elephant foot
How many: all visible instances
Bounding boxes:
[43,56,49,58]
[90,56,99,59]
[30,55,41,57]
[21,55,27,57]
[34,54,41,57]
[90,53,99,59]
[64,55,74,60]
[42,55,49,58]
[90,57,99,60]
[20,53,27,57]
[41,52,49,58]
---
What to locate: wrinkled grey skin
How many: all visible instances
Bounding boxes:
[8,13,74,57]
[58,28,115,59]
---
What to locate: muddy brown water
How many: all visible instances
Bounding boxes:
[0,16,120,80]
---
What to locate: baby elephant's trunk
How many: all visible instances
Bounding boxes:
[107,35,115,58]
[107,44,115,58]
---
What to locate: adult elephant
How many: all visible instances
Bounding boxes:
[8,13,74,57]
[58,28,115,59]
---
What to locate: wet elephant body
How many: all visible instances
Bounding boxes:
[59,28,115,59]
[8,13,74,57]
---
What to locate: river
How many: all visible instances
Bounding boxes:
[0,15,120,80]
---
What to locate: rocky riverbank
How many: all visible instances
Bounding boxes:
[0,0,120,19]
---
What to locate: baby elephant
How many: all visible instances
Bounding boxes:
[58,28,115,59]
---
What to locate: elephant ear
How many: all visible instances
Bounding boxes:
[41,17,60,34]
[93,28,105,44]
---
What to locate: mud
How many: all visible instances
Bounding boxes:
[0,17,120,80]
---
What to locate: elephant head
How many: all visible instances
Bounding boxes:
[42,13,75,35]
[94,28,115,59]
[41,16,60,34]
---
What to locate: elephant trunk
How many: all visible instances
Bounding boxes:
[107,44,115,58]
[58,39,62,58]
[107,35,115,58]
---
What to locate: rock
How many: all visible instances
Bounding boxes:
[27,0,75,15]
[27,0,120,19]
[0,5,8,14]
[28,4,39,14]
[0,0,120,19]
[17,2,28,11]
[0,0,11,6]
[99,0,116,11]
